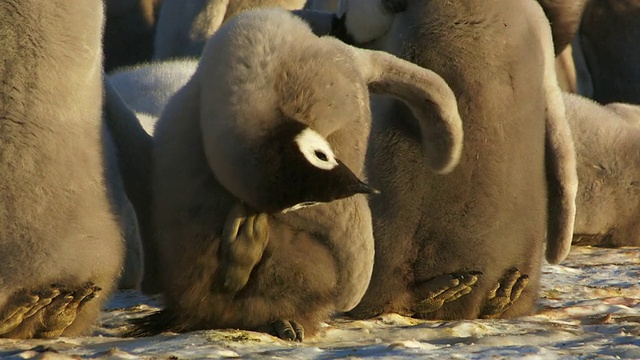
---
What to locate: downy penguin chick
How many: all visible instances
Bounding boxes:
[334,0,587,53]
[153,0,306,60]
[104,0,163,72]
[555,36,594,97]
[103,78,149,291]
[580,0,640,104]
[536,0,589,55]
[338,0,577,320]
[564,93,640,247]
[108,60,199,120]
[130,8,463,340]
[0,0,125,338]
[305,0,339,12]
[103,77,158,294]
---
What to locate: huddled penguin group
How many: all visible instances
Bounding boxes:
[1,0,639,342]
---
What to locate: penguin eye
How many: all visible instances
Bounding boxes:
[295,128,338,170]
[315,150,328,162]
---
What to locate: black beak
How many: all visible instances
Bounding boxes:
[333,159,380,196]
[349,179,380,195]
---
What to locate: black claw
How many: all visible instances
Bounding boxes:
[272,320,294,341]
[270,319,304,342]
[291,320,304,342]
[282,329,295,341]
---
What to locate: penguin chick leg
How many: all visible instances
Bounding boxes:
[479,268,529,319]
[34,283,101,338]
[218,202,269,294]
[261,319,304,342]
[413,271,481,316]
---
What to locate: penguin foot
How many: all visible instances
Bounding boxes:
[265,319,304,342]
[479,268,529,319]
[0,287,61,336]
[34,283,101,338]
[413,271,481,316]
[0,290,40,335]
[218,202,269,294]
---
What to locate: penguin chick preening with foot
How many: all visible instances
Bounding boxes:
[0,0,125,338]
[129,8,463,341]
[336,0,577,320]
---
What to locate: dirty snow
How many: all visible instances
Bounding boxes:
[0,246,638,359]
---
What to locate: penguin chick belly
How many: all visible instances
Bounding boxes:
[234,218,338,333]
[409,117,547,319]
[176,216,340,336]
[275,195,376,312]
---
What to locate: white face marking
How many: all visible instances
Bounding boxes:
[294,128,339,170]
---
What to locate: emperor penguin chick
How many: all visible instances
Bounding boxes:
[130,8,463,340]
[580,0,640,104]
[564,93,640,247]
[338,0,578,320]
[0,0,125,338]
[103,0,162,72]
[154,0,307,60]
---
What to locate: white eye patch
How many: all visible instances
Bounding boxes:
[294,128,338,170]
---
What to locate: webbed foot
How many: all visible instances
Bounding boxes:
[268,319,304,342]
[218,202,269,294]
[413,271,481,317]
[479,268,529,319]
[0,291,39,335]
[0,287,60,336]
[34,283,101,338]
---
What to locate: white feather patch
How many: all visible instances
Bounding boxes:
[294,128,338,170]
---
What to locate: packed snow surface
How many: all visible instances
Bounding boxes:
[0,246,638,359]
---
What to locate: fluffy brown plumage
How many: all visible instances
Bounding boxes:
[342,0,577,320]
[153,0,307,60]
[580,0,640,104]
[130,8,463,340]
[536,0,589,55]
[104,0,163,72]
[0,0,125,338]
[565,93,640,247]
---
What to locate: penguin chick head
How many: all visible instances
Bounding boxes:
[251,120,377,213]
[198,8,463,213]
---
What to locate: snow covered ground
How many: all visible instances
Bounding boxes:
[0,246,638,359]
